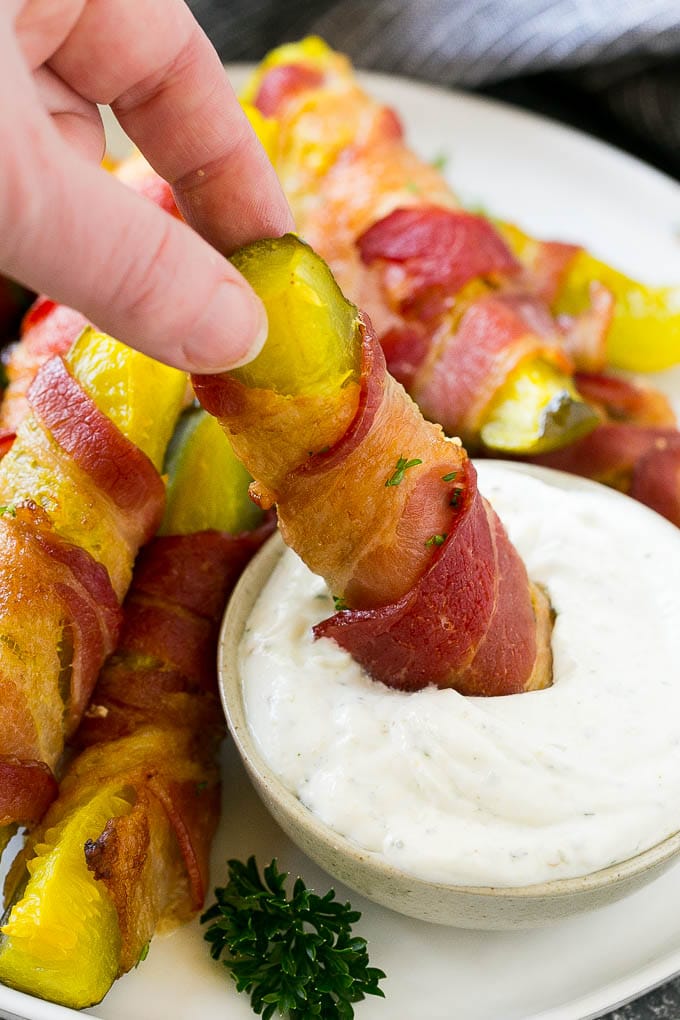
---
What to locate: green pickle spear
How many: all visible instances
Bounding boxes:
[0,326,187,580]
[480,357,600,455]
[499,220,680,374]
[203,235,364,490]
[242,76,599,457]
[0,787,132,1009]
[65,326,187,471]
[161,406,263,535]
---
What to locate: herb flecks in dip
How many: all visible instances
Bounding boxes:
[241,463,680,888]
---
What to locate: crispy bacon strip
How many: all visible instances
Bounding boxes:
[0,758,58,829]
[531,424,680,525]
[0,504,121,826]
[76,525,273,747]
[0,156,184,828]
[28,356,165,537]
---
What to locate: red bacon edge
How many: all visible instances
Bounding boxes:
[0,758,59,828]
[27,356,165,542]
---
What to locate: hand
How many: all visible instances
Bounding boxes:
[1,1,294,372]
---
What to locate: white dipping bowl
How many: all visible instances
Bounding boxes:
[218,466,680,930]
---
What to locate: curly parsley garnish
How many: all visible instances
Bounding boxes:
[425,533,447,547]
[385,456,422,487]
[333,595,349,612]
[202,857,385,1020]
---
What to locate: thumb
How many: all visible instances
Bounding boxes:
[3,140,269,373]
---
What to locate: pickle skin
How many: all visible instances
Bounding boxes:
[555,251,680,373]
[480,359,600,455]
[161,407,262,536]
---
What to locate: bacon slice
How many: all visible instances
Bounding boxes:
[316,460,552,695]
[75,530,265,747]
[0,301,89,434]
[254,63,325,117]
[630,442,680,527]
[0,758,58,828]
[0,160,185,845]
[28,356,165,542]
[531,424,680,527]
[357,207,521,314]
[528,374,680,527]
[574,371,676,427]
[415,290,573,445]
[0,504,121,771]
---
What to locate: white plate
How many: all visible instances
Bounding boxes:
[3,67,680,1020]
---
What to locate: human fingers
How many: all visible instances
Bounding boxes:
[46,0,295,250]
[1,23,268,373]
[33,64,105,162]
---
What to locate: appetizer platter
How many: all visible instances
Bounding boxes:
[2,47,680,1020]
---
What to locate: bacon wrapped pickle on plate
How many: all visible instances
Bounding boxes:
[0,406,272,1008]
[241,38,602,457]
[0,327,186,842]
[526,373,680,527]
[194,234,553,696]
[244,39,680,524]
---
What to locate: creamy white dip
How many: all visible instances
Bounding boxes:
[240,462,680,887]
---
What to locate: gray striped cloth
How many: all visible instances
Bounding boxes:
[188,0,680,175]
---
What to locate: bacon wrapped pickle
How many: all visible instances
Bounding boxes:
[498,221,680,374]
[194,234,553,695]
[0,327,186,837]
[242,39,599,456]
[0,405,272,1007]
[528,374,680,527]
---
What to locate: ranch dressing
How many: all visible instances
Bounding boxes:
[240,462,680,887]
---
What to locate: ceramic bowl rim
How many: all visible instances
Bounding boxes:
[218,527,680,903]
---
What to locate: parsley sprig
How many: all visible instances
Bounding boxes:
[202,857,386,1020]
[385,456,422,487]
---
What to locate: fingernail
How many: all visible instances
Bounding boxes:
[187,282,268,373]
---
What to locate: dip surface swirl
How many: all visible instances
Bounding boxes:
[240,462,680,887]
